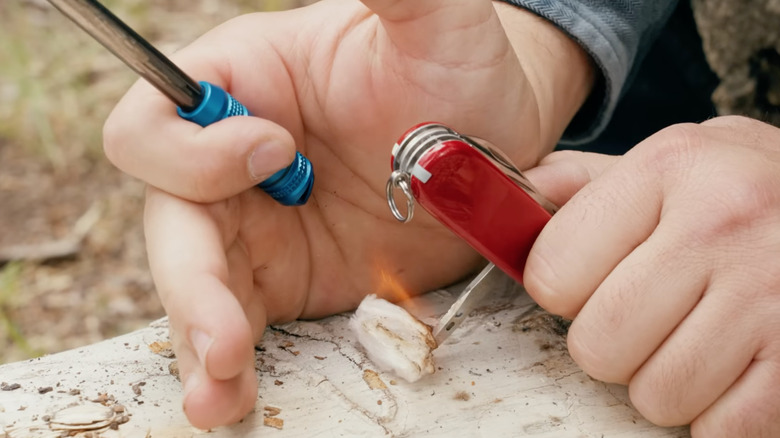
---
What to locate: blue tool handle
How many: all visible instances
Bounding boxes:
[177,81,314,206]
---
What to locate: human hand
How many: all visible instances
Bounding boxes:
[523,116,780,437]
[103,0,593,429]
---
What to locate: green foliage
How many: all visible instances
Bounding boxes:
[0,1,135,169]
[0,262,42,359]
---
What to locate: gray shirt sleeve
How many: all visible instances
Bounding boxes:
[498,0,678,145]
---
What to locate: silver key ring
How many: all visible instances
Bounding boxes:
[386,170,414,223]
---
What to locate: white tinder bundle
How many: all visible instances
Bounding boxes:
[350,295,437,383]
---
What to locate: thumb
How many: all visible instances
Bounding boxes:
[361,0,505,64]
[105,92,297,203]
[524,150,620,207]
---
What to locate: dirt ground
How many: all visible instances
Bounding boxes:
[0,136,155,363]
[0,0,310,364]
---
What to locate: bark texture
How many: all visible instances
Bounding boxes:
[692,0,780,124]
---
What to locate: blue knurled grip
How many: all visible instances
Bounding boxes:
[177,81,314,206]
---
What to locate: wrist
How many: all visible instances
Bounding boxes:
[493,2,595,157]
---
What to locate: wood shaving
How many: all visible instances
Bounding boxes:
[148,341,175,358]
[262,405,284,430]
[263,417,284,430]
[168,361,180,380]
[1,382,21,391]
[454,391,470,401]
[49,403,116,431]
[263,406,281,417]
[362,369,387,390]
[91,393,111,405]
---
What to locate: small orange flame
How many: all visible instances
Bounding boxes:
[372,262,430,316]
[377,268,413,303]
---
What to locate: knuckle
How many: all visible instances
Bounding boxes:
[634,123,708,174]
[684,166,777,246]
[566,331,603,380]
[638,122,780,247]
[566,323,620,383]
[524,249,579,318]
[699,114,759,130]
[691,398,778,438]
[720,173,775,215]
[690,413,735,438]
[629,385,681,427]
[628,357,703,427]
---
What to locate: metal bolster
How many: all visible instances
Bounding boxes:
[393,124,460,174]
[391,122,558,216]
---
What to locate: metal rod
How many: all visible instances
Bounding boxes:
[47,0,203,111]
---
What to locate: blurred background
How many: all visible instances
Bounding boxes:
[0,0,720,365]
[0,0,313,364]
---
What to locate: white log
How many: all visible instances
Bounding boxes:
[0,282,690,437]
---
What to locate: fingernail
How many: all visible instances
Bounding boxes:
[190,328,213,367]
[248,141,294,182]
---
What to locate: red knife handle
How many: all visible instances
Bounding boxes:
[388,123,553,284]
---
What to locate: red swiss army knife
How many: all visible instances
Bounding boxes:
[386,122,557,343]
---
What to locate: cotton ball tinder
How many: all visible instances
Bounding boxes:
[350,295,438,383]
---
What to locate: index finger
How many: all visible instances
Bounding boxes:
[523,136,666,318]
[144,186,260,379]
[143,187,260,427]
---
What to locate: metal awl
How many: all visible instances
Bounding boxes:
[47,0,315,206]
